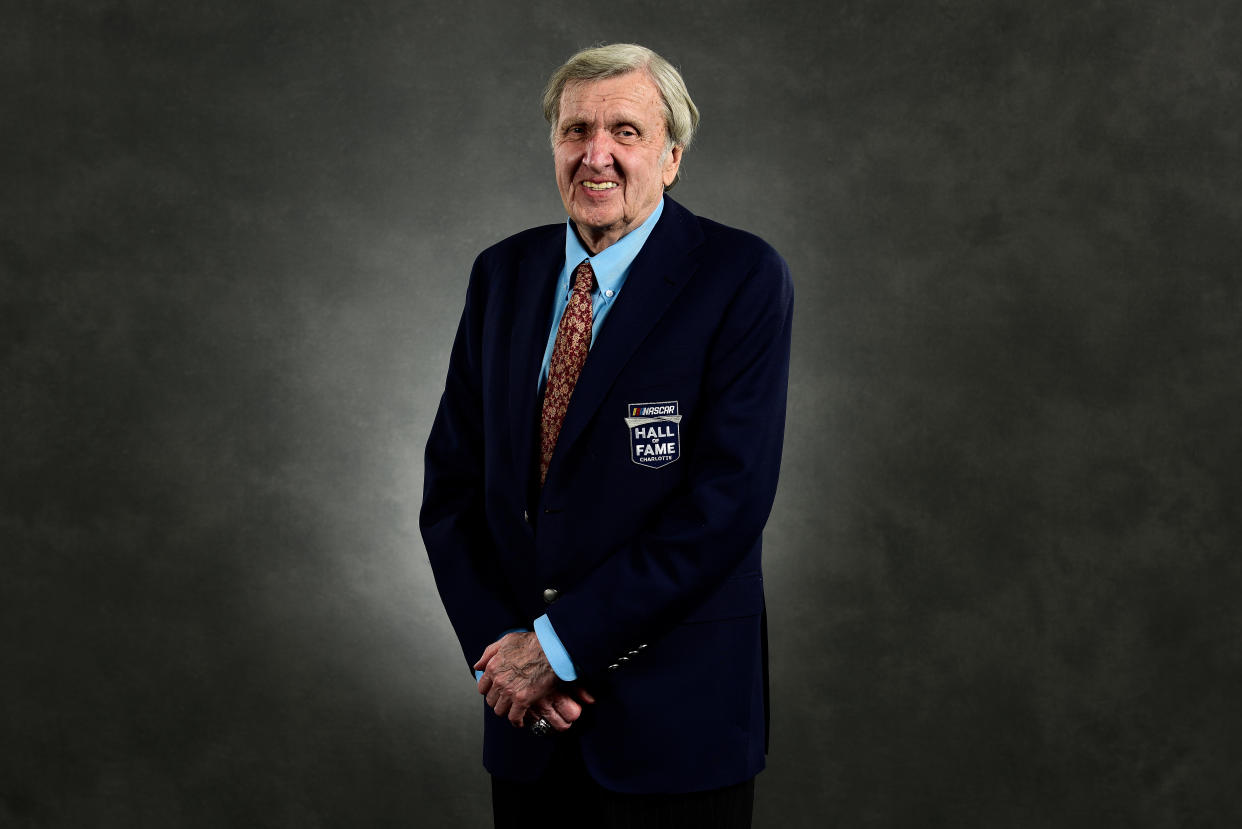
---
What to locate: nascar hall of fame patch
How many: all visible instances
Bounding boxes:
[625,401,682,469]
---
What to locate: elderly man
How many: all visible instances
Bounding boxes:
[421,43,793,828]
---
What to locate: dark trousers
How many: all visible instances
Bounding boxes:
[491,736,755,829]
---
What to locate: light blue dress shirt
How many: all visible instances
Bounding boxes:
[537,197,665,387]
[475,199,665,685]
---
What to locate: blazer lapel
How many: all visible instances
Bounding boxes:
[508,229,564,486]
[551,198,705,467]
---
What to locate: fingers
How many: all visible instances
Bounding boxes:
[549,693,582,724]
[486,686,593,715]
[532,700,573,732]
[477,636,586,727]
[473,640,502,671]
[487,680,537,726]
[489,688,591,732]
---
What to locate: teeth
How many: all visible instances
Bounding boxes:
[582,181,618,190]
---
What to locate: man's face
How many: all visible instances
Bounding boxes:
[554,72,683,254]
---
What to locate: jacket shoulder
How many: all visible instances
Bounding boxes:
[671,206,792,303]
[695,215,784,267]
[661,197,787,276]
[474,223,564,269]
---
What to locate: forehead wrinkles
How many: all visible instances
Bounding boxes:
[558,77,663,128]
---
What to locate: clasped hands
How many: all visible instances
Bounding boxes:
[474,631,595,732]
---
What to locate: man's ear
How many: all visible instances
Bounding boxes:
[662,145,683,189]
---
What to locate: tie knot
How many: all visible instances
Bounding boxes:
[573,260,597,294]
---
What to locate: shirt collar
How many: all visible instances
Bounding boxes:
[563,197,665,295]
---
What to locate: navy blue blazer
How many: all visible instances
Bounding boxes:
[421,197,793,794]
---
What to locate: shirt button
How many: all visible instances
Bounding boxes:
[604,289,615,297]
[542,588,560,604]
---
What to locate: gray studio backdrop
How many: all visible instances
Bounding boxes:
[4,1,1240,827]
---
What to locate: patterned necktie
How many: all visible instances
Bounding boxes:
[539,259,596,485]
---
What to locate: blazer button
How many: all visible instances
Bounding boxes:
[607,663,620,673]
[616,656,630,666]
[523,509,530,524]
[627,650,640,657]
[542,588,560,605]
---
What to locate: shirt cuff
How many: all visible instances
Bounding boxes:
[534,614,578,682]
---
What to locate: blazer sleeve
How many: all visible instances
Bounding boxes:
[419,256,526,671]
[545,242,794,678]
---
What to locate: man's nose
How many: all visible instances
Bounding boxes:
[583,132,614,168]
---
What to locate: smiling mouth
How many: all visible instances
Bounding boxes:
[581,181,618,191]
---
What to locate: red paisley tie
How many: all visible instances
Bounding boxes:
[539,259,596,485]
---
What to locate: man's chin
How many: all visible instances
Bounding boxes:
[569,211,627,246]
[569,206,622,231]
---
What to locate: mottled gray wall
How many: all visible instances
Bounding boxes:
[3,1,1239,827]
